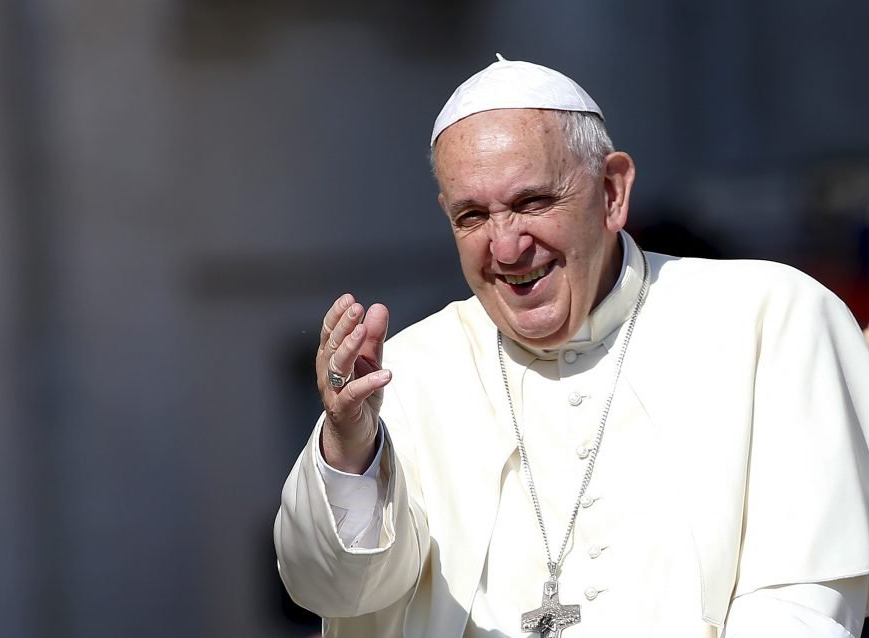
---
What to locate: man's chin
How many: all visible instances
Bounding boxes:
[501,321,572,349]
[480,298,572,347]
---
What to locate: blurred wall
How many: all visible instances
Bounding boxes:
[1,1,867,637]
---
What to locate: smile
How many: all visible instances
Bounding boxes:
[503,263,552,286]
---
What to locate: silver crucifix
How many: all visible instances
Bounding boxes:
[520,578,581,638]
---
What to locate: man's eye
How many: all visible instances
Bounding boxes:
[517,196,554,212]
[455,211,487,228]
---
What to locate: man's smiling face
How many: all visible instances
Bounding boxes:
[435,108,626,349]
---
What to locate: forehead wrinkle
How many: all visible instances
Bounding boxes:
[513,183,560,201]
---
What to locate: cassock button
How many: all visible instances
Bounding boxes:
[576,446,590,459]
[584,587,599,601]
[563,350,578,364]
[588,545,602,559]
[568,391,583,406]
[580,495,594,508]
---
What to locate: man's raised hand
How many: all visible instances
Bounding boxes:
[317,293,391,473]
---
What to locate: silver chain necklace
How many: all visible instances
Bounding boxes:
[497,251,650,638]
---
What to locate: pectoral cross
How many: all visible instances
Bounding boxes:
[521,578,581,638]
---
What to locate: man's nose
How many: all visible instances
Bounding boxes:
[489,219,532,265]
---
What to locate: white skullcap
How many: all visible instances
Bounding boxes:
[430,53,604,147]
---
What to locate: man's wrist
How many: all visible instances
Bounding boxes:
[320,417,380,473]
[317,419,385,476]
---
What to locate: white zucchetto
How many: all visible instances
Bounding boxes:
[430,54,604,147]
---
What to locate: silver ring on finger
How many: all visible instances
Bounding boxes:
[327,368,350,388]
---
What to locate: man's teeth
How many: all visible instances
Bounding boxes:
[505,265,548,285]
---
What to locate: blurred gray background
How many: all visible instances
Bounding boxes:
[1,1,868,637]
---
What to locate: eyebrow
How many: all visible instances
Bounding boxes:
[447,184,558,218]
[447,198,482,218]
[512,185,559,202]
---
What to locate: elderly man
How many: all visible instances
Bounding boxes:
[275,56,869,637]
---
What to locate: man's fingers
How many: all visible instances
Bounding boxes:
[361,303,390,365]
[333,369,392,412]
[323,302,364,357]
[320,293,355,348]
[328,323,367,384]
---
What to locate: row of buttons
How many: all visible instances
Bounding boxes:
[562,348,604,604]
[585,541,605,601]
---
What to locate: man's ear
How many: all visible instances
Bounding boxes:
[603,151,635,233]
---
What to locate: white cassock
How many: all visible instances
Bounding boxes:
[275,233,869,637]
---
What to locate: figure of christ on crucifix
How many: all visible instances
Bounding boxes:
[521,579,582,638]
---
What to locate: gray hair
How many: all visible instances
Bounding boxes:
[429,109,615,179]
[554,110,614,176]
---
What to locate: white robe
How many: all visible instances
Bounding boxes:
[275,233,869,637]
